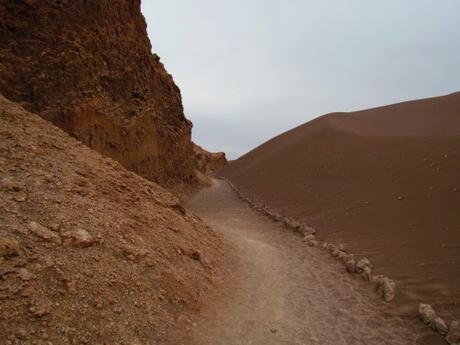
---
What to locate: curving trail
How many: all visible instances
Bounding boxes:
[186,179,432,345]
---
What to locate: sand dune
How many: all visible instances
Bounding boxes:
[221,92,460,324]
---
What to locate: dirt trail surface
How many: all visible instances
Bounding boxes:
[186,179,438,345]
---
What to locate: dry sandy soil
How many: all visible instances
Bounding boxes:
[221,92,460,328]
[186,179,449,345]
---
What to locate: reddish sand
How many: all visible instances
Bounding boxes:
[221,92,460,325]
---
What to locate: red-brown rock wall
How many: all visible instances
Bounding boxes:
[0,0,195,186]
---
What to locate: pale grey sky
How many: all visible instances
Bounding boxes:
[141,1,460,159]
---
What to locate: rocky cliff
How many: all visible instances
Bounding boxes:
[0,0,197,187]
[0,94,224,344]
[193,143,227,175]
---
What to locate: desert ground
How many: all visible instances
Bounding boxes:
[1,1,459,344]
[221,92,460,342]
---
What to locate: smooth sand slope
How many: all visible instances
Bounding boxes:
[185,180,441,344]
[220,92,460,322]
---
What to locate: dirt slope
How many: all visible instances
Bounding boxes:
[0,95,224,344]
[221,92,460,320]
[0,0,197,187]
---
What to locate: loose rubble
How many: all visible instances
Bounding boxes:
[0,95,224,344]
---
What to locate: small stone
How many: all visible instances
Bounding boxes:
[190,250,201,261]
[326,244,337,255]
[446,320,460,344]
[28,221,61,244]
[356,258,372,273]
[17,268,35,281]
[378,277,396,302]
[95,302,103,309]
[371,274,385,285]
[0,236,21,258]
[308,239,319,247]
[331,248,341,258]
[419,303,436,324]
[66,280,77,294]
[29,304,49,318]
[337,251,352,264]
[432,316,448,335]
[71,228,96,248]
[13,193,27,202]
[16,328,27,340]
[301,225,316,235]
[362,266,372,281]
[303,234,315,243]
[418,304,449,334]
[345,259,356,273]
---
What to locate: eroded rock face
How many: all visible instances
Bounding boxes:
[0,0,196,187]
[193,143,227,175]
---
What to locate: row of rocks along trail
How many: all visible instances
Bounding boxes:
[185,179,432,345]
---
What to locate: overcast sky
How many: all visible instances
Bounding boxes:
[141,1,460,159]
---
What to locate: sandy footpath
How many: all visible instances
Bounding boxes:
[185,179,444,345]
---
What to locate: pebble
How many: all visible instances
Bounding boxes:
[71,228,96,248]
[378,277,396,302]
[446,320,460,344]
[28,221,61,244]
[356,258,371,273]
[0,236,21,258]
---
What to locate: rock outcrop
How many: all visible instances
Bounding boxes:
[0,95,224,344]
[193,143,227,175]
[0,0,197,187]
